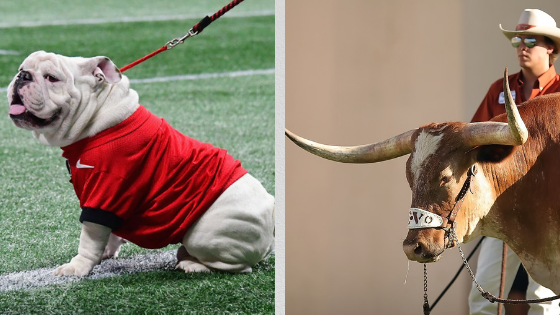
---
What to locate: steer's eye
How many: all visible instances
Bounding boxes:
[440,176,451,186]
[45,74,59,83]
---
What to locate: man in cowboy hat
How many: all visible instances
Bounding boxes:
[469,9,560,315]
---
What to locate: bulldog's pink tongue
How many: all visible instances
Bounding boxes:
[9,105,26,115]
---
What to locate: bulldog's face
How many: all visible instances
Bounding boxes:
[8,53,66,130]
[7,51,132,146]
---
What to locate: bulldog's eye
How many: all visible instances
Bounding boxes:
[45,74,59,83]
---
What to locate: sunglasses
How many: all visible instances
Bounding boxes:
[511,36,537,48]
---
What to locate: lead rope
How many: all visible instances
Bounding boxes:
[119,0,245,73]
[497,242,507,315]
[424,237,485,313]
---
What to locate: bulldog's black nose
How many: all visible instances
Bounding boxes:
[18,71,33,82]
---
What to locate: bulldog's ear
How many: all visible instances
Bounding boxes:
[89,56,122,84]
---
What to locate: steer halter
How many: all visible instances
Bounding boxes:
[407,165,477,315]
[413,165,560,315]
[408,164,477,241]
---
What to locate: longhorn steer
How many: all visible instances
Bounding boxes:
[286,70,560,294]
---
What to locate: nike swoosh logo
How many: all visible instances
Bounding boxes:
[76,159,94,169]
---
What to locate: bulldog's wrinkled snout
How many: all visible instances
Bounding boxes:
[9,68,61,129]
[18,70,33,83]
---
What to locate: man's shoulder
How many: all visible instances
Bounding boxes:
[490,70,519,86]
[552,72,560,88]
[485,71,520,96]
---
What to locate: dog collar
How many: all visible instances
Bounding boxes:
[408,208,444,229]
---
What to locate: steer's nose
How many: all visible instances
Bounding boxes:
[403,238,427,261]
[403,235,443,263]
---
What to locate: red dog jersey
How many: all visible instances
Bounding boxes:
[61,106,247,249]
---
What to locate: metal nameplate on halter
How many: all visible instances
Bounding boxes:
[408,208,444,229]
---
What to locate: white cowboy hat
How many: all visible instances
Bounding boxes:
[500,9,560,50]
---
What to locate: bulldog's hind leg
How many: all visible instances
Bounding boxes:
[176,245,253,273]
[176,246,212,273]
[178,174,275,274]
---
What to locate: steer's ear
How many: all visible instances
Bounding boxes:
[474,145,515,163]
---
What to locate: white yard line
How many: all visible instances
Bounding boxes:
[0,49,20,55]
[0,68,275,94]
[0,249,275,292]
[0,251,176,292]
[0,10,274,29]
[129,68,275,84]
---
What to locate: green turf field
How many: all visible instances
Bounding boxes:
[0,1,275,314]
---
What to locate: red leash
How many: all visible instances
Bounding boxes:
[119,0,245,73]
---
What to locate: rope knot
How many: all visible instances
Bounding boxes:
[481,291,496,303]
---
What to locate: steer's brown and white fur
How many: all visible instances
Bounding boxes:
[403,95,560,293]
[286,72,560,294]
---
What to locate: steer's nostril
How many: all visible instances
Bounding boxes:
[414,243,423,256]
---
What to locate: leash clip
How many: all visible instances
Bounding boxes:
[166,28,199,49]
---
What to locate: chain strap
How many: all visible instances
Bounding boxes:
[450,226,560,305]
[450,224,485,293]
[423,264,430,315]
[419,165,560,313]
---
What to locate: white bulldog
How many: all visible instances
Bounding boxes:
[7,51,275,276]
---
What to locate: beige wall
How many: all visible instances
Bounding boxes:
[285,1,560,314]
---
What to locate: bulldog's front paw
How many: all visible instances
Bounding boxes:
[102,234,127,259]
[53,255,95,277]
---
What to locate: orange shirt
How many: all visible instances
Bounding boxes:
[471,65,560,122]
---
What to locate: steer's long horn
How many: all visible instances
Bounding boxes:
[462,68,529,147]
[285,128,415,163]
